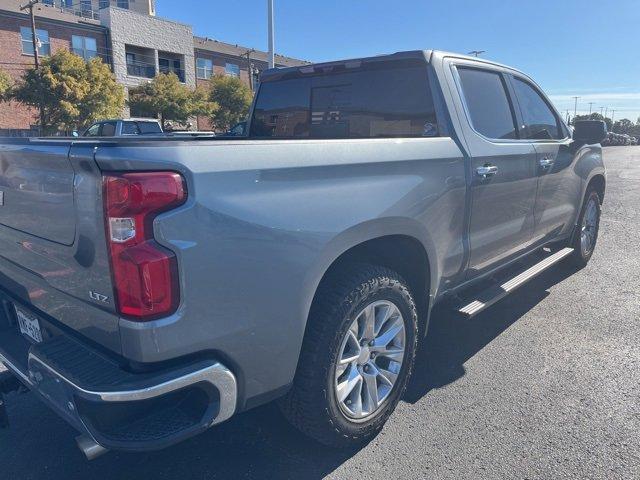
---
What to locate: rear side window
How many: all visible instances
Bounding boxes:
[457,67,517,140]
[138,122,162,134]
[122,122,141,135]
[251,62,438,139]
[512,78,562,140]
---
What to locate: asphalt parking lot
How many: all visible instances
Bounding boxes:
[1,146,639,479]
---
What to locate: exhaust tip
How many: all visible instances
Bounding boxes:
[76,435,108,461]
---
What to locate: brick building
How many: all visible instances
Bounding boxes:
[0,0,306,135]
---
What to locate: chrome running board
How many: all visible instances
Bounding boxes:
[457,247,574,317]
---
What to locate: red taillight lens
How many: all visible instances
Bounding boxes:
[103,172,186,320]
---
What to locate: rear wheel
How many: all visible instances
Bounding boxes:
[279,264,418,447]
[569,188,601,267]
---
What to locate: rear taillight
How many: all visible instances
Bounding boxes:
[103,172,186,320]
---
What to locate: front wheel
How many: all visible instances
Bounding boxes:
[279,264,419,447]
[569,188,602,268]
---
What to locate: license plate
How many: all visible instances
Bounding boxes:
[15,306,43,343]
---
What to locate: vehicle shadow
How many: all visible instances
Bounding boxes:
[405,260,580,403]
[0,262,581,480]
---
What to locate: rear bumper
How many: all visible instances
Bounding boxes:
[0,296,237,452]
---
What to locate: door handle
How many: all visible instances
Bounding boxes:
[539,157,555,169]
[476,164,498,179]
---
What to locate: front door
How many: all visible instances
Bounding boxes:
[508,75,581,244]
[453,65,538,279]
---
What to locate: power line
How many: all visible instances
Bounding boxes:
[20,0,46,135]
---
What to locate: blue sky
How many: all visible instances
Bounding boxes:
[158,0,640,121]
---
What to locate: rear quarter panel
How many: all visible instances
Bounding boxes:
[95,137,466,406]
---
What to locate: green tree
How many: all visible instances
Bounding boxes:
[208,74,253,131]
[12,50,124,134]
[128,73,216,130]
[0,69,12,101]
[612,118,634,135]
[571,113,612,131]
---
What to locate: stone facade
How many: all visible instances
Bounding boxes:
[101,7,195,91]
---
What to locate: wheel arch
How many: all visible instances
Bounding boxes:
[586,173,606,204]
[301,219,438,343]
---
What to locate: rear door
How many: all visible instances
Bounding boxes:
[449,62,538,278]
[508,75,580,243]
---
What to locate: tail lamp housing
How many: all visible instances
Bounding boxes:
[103,172,186,320]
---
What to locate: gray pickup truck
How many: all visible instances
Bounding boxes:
[0,50,606,458]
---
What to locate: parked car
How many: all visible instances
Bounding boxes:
[0,50,606,458]
[225,121,247,136]
[80,118,163,137]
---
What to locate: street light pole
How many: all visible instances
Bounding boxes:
[20,0,45,135]
[588,102,594,114]
[572,96,580,116]
[267,0,275,68]
[468,50,485,57]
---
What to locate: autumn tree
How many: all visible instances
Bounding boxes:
[128,73,216,130]
[208,74,253,131]
[0,69,12,101]
[12,50,124,134]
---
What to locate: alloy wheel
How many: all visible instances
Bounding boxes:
[334,300,406,421]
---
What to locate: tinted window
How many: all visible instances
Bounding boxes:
[458,68,517,139]
[512,78,562,140]
[138,122,162,134]
[251,62,438,139]
[121,122,140,135]
[100,122,116,136]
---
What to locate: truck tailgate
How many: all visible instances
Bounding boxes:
[0,142,75,245]
[0,139,120,354]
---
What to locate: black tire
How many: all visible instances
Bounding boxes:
[568,188,602,268]
[278,264,419,447]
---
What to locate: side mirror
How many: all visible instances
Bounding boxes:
[71,130,79,137]
[573,120,607,145]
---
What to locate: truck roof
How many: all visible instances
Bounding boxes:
[260,49,525,82]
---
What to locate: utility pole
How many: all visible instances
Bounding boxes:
[267,0,275,68]
[588,102,594,114]
[604,107,608,119]
[468,50,485,57]
[20,0,45,135]
[572,96,580,116]
[243,48,256,91]
[600,106,604,116]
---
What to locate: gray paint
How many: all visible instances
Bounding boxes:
[0,50,604,410]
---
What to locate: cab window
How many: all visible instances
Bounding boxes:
[251,59,439,139]
[457,67,517,140]
[512,78,563,140]
[122,122,141,135]
[84,123,100,136]
[100,122,116,136]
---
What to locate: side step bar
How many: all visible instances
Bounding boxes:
[457,247,574,317]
